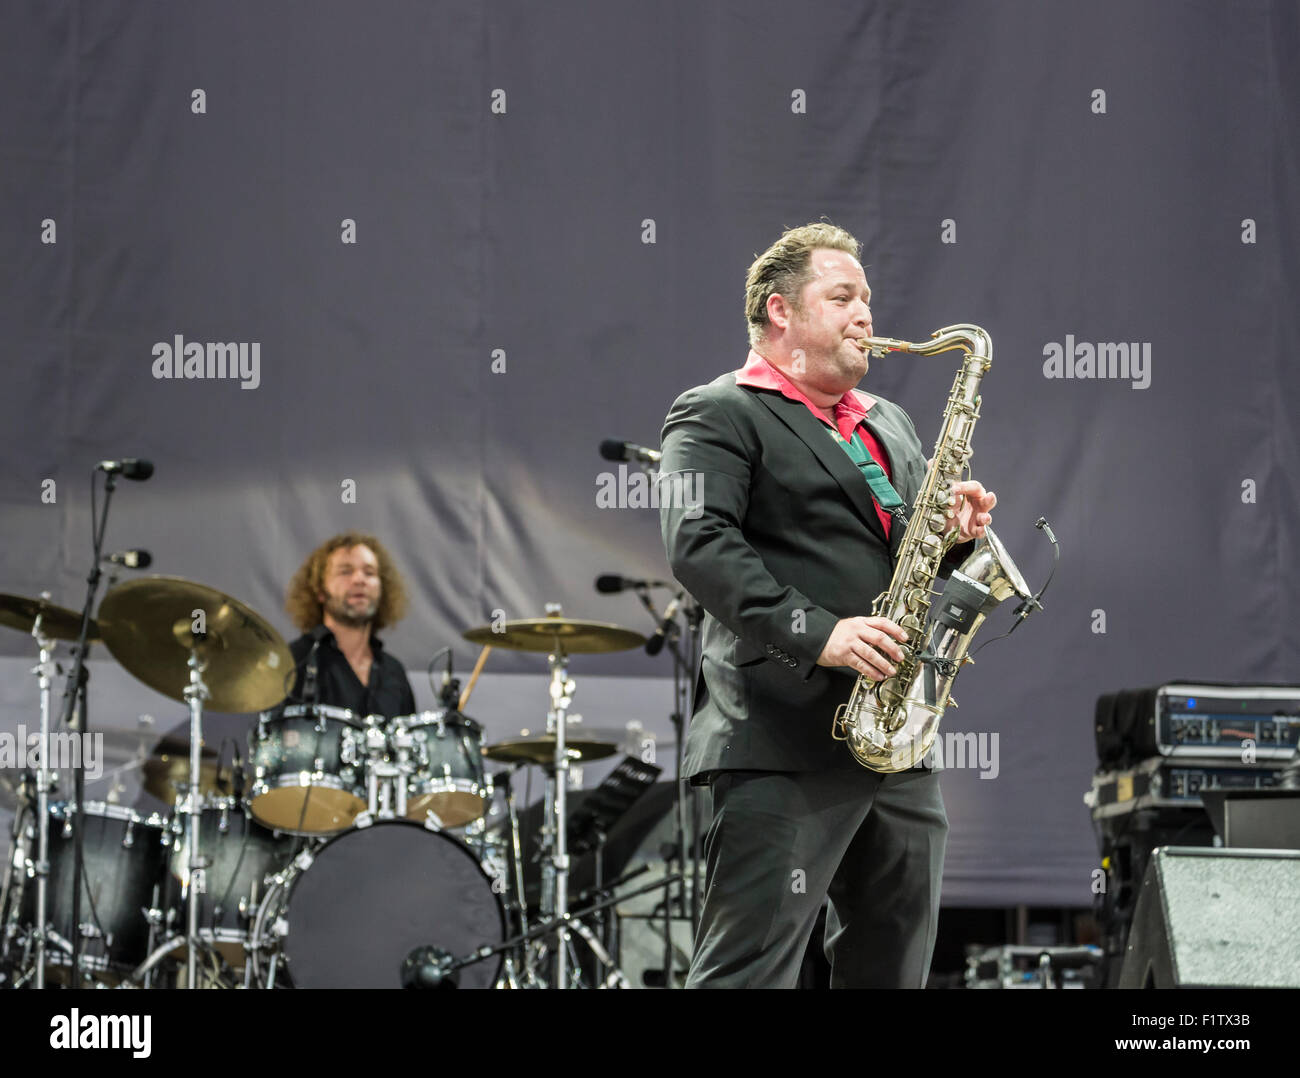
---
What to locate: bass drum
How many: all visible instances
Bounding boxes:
[254,819,504,989]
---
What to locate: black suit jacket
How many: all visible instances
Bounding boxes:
[660,370,964,781]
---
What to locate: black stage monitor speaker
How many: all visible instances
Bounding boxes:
[1119,846,1300,987]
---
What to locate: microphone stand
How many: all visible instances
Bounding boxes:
[56,467,123,986]
[616,577,705,986]
[409,872,682,988]
[656,599,704,983]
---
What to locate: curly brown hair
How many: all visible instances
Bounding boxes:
[744,222,862,347]
[284,531,409,633]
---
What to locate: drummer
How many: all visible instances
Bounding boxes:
[283,532,416,719]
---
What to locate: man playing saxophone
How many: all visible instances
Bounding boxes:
[659,222,995,988]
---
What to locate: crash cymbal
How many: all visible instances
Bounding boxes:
[97,576,292,713]
[462,617,646,654]
[141,755,228,806]
[483,733,619,765]
[0,593,99,643]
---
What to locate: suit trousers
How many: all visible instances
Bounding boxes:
[684,766,947,988]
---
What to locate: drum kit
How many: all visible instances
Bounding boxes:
[0,582,678,989]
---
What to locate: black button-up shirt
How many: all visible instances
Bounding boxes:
[285,625,416,720]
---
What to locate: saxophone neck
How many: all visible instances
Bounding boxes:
[861,324,992,362]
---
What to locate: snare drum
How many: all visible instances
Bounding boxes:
[163,798,299,967]
[253,818,504,988]
[396,710,490,828]
[249,703,368,834]
[16,801,168,979]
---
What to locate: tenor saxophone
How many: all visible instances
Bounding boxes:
[831,325,1033,773]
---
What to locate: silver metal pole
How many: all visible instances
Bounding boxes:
[547,649,574,989]
[182,650,210,989]
[31,609,55,990]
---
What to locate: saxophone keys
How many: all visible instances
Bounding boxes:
[947,697,959,710]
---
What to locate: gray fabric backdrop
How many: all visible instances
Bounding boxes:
[1,0,1296,906]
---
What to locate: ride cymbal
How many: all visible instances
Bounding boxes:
[462,617,646,654]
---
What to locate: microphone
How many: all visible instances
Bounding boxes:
[303,629,326,706]
[439,648,460,708]
[231,743,245,799]
[401,946,459,989]
[600,439,662,466]
[102,549,152,569]
[1010,518,1059,628]
[645,593,684,656]
[595,574,672,594]
[96,459,154,480]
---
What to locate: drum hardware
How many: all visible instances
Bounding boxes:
[7,462,151,987]
[404,870,679,989]
[480,763,539,986]
[595,571,706,959]
[29,600,57,989]
[461,607,648,989]
[0,594,96,987]
[363,716,413,821]
[0,589,110,988]
[98,574,293,990]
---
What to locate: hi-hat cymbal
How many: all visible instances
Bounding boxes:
[462,617,646,654]
[97,576,292,713]
[483,733,620,765]
[0,594,99,643]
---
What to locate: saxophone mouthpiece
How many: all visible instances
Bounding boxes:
[859,335,912,358]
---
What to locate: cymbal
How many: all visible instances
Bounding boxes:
[141,755,229,806]
[0,770,26,811]
[462,617,646,654]
[97,728,173,760]
[483,733,620,765]
[149,734,218,761]
[97,576,292,713]
[0,594,99,643]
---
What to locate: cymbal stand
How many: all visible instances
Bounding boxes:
[538,645,576,987]
[27,606,57,988]
[179,643,212,990]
